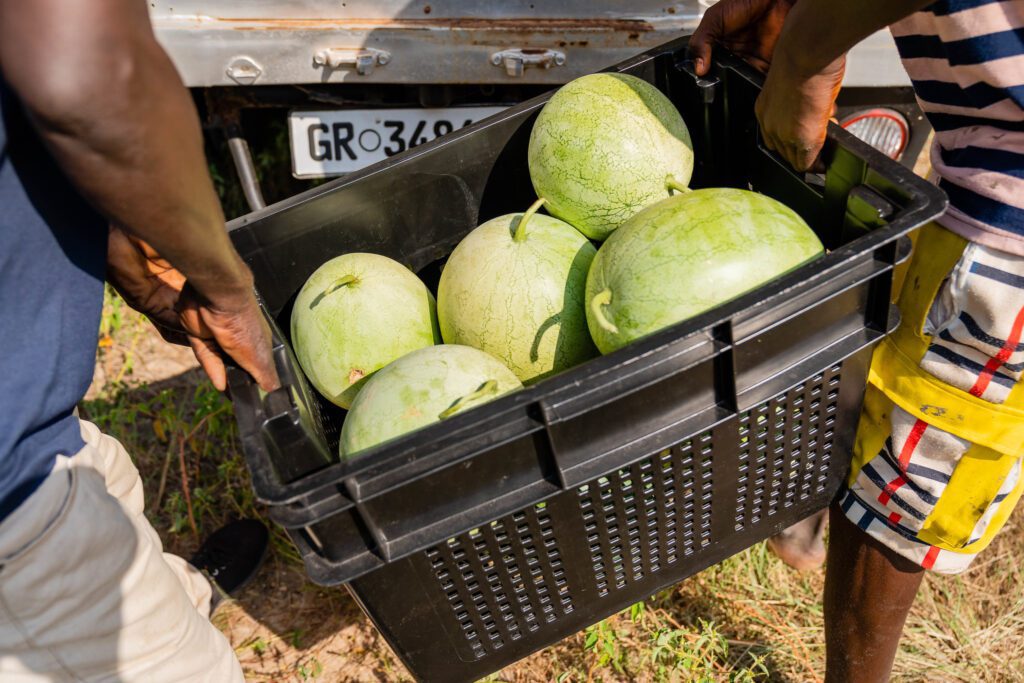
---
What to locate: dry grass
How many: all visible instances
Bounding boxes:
[85,290,1024,682]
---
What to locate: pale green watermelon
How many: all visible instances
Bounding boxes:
[528,73,694,241]
[339,345,522,456]
[437,199,598,383]
[586,188,824,354]
[290,253,440,409]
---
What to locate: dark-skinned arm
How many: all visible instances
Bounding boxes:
[757,0,935,170]
[0,0,278,391]
[689,0,798,76]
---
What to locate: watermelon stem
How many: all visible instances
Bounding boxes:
[439,380,500,419]
[590,289,619,334]
[513,197,548,242]
[309,274,358,309]
[665,175,691,196]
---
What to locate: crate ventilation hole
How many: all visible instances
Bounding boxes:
[424,503,572,659]
[734,365,841,530]
[578,430,715,598]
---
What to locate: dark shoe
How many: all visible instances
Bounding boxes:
[189,518,269,612]
[766,509,829,571]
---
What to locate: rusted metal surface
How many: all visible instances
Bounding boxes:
[151,2,698,87]
[209,17,657,32]
[151,2,906,88]
[151,1,684,21]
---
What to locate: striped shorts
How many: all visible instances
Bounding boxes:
[840,228,1024,573]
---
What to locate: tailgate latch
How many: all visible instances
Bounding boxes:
[313,48,392,76]
[490,48,566,77]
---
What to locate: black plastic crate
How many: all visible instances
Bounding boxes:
[225,36,945,682]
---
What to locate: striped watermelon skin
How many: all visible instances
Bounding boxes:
[339,345,522,456]
[290,253,441,409]
[586,188,825,354]
[437,208,598,383]
[528,73,694,241]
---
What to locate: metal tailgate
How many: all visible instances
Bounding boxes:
[150,1,702,88]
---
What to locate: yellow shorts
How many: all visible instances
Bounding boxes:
[840,223,1024,573]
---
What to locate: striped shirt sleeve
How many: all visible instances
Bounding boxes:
[891,0,1024,255]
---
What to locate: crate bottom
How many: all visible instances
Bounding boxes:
[345,350,870,682]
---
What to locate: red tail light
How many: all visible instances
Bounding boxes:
[840,108,910,160]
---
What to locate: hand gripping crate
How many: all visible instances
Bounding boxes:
[225,37,946,682]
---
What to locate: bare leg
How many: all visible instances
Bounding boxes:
[766,508,828,570]
[824,505,924,683]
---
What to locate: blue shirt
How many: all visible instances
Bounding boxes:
[0,81,107,519]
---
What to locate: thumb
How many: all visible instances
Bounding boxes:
[689,10,723,76]
[189,335,228,391]
[239,316,281,393]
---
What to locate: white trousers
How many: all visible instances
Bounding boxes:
[0,420,244,682]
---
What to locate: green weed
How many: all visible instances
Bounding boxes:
[297,657,323,680]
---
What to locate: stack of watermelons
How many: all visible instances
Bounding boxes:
[289,73,825,457]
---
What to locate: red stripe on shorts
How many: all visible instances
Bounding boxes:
[969,304,1024,397]
[899,419,929,470]
[878,475,906,505]
[879,419,929,504]
[922,545,940,570]
[888,512,902,525]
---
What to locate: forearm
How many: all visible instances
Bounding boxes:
[42,46,249,301]
[774,0,934,75]
[0,0,249,302]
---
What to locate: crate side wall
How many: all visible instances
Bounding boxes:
[348,350,870,682]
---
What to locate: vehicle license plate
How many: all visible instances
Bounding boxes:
[288,107,507,178]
